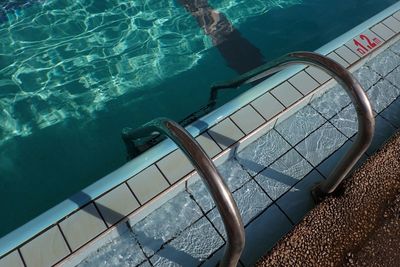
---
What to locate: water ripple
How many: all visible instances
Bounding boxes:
[0,0,301,144]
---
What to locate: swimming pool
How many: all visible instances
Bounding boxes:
[0,0,397,238]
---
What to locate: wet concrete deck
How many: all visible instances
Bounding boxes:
[257,132,400,267]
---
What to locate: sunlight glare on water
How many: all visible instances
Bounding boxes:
[0,0,301,145]
[209,0,302,24]
[0,0,210,144]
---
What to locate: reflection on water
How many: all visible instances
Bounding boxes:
[0,0,301,145]
[208,0,303,24]
[179,0,266,74]
[0,0,305,238]
[0,0,212,144]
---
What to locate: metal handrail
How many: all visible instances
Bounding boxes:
[122,118,245,267]
[210,51,375,200]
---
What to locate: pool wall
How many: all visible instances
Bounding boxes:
[1,2,400,266]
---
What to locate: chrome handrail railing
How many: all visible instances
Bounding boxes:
[210,51,375,200]
[122,118,245,267]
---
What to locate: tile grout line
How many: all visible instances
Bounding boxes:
[273,125,332,183]
[132,185,227,261]
[190,165,288,231]
[230,106,267,135]
[146,213,212,259]
[199,243,226,266]
[239,259,246,267]
[379,111,400,130]
[377,94,400,129]
[271,128,346,221]
[309,63,387,121]
[371,24,396,41]
[185,187,228,244]
[274,110,328,148]
[269,89,292,109]
[334,48,358,65]
[206,121,229,151]
[92,202,109,229]
[229,116,249,137]
[17,249,27,267]
[310,102,358,139]
[281,118,359,182]
[250,175,296,226]
[382,20,399,34]
[233,127,319,225]
[321,64,400,139]
[124,180,144,206]
[273,120,351,184]
[304,69,324,86]
[84,14,400,265]
[287,80,306,97]
[392,14,400,23]
[273,83,305,108]
[154,163,173,187]
[248,102,271,123]
[57,224,73,254]
[132,231,155,267]
[4,11,400,266]
[234,126,314,184]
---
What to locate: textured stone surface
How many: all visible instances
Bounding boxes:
[257,132,400,267]
[352,66,381,91]
[187,158,251,212]
[368,48,400,76]
[78,231,146,267]
[364,115,397,155]
[275,105,326,146]
[367,79,400,113]
[150,217,223,266]
[207,180,272,238]
[237,129,291,176]
[295,123,348,166]
[381,97,400,128]
[310,84,351,119]
[255,149,313,200]
[131,191,202,257]
[330,104,358,138]
[241,205,292,266]
[276,170,324,224]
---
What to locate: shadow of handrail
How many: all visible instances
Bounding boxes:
[70,192,198,266]
[208,51,375,200]
[122,118,245,267]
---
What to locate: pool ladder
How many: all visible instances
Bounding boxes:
[122,51,375,267]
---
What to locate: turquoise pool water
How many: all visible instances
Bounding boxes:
[0,0,397,237]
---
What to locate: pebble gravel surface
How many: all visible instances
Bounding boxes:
[256,132,400,267]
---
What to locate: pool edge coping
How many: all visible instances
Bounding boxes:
[2,2,400,265]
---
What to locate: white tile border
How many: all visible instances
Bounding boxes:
[2,5,400,266]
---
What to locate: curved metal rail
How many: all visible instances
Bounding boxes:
[122,118,245,267]
[210,51,375,200]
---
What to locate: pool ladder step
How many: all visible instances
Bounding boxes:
[122,51,375,266]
